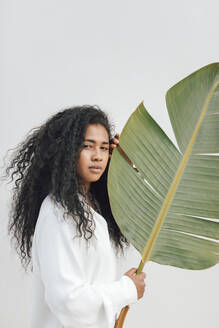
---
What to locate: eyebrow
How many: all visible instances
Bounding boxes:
[84,139,109,145]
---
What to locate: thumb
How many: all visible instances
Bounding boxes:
[126,268,137,276]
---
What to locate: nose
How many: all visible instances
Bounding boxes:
[91,148,103,161]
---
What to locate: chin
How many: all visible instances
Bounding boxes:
[90,175,102,183]
[92,176,101,182]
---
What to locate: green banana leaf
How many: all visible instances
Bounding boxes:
[107,63,219,270]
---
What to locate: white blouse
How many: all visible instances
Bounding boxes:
[29,195,138,328]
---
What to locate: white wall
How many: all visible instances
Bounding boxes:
[0,0,218,327]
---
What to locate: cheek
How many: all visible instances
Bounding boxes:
[104,153,110,166]
[76,151,87,173]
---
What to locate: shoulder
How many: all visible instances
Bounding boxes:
[39,195,63,219]
[34,195,79,249]
[35,195,67,234]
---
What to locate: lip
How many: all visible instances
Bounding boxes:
[89,166,102,173]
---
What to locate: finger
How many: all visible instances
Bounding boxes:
[110,138,119,145]
[142,272,146,279]
[140,274,146,281]
[128,268,137,275]
[113,139,119,144]
[110,133,119,142]
[110,144,117,149]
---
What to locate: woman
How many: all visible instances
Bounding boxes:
[5,105,146,328]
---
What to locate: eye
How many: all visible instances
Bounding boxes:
[83,144,92,148]
[101,146,109,151]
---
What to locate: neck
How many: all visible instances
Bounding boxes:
[80,183,90,197]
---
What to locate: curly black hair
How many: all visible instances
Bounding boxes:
[4,105,129,271]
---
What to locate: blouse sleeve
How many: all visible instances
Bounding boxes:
[34,199,138,327]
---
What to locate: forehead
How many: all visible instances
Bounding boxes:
[84,124,109,141]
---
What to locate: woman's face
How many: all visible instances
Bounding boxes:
[76,124,110,193]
